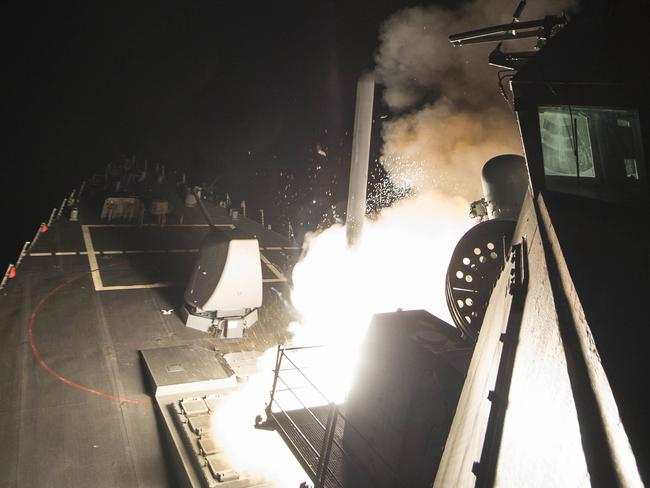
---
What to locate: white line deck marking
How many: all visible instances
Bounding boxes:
[260,252,288,282]
[100,279,285,289]
[100,282,174,291]
[39,227,291,290]
[85,223,235,229]
[259,246,300,251]
[31,246,293,256]
[81,225,104,291]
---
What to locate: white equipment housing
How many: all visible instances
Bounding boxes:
[181,228,262,338]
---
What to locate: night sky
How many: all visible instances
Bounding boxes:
[2,1,429,270]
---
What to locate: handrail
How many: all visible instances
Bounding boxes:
[281,350,331,404]
[281,344,327,352]
[267,344,399,487]
[275,375,328,430]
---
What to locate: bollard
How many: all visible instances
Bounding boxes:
[30,223,46,249]
[0,264,14,290]
[15,241,31,267]
[56,198,68,219]
[47,208,57,227]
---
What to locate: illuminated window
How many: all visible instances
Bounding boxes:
[538,106,643,184]
[538,107,595,178]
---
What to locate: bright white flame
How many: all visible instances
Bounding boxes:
[209,189,471,486]
[209,349,309,486]
[290,189,472,402]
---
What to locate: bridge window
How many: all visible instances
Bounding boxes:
[539,106,595,178]
[538,106,643,185]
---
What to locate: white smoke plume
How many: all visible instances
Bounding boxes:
[210,4,583,487]
[376,0,577,199]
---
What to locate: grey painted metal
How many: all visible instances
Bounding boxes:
[473,239,528,487]
[345,72,374,247]
[481,154,529,220]
[434,191,647,487]
[448,16,563,46]
[0,190,299,487]
[536,195,644,487]
[445,219,516,341]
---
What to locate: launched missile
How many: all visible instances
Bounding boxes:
[346,72,375,247]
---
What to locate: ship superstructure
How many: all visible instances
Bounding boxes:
[258,2,650,486]
[1,1,648,487]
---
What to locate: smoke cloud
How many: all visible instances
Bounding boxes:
[376,0,576,200]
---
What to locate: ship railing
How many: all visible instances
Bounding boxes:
[1,183,83,292]
[264,344,395,488]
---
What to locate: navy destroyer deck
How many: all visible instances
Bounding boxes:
[0,194,302,487]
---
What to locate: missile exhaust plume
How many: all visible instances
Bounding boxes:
[376,0,577,198]
[209,1,579,485]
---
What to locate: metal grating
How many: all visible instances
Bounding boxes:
[264,345,389,488]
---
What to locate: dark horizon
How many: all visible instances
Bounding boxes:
[2,1,423,270]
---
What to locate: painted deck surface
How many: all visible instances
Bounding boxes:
[0,202,299,487]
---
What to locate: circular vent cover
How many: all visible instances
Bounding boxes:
[445,219,516,343]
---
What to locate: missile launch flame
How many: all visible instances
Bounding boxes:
[208,0,578,483]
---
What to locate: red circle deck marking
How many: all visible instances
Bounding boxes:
[28,271,149,406]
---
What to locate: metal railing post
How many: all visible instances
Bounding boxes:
[29,224,44,249]
[0,264,13,290]
[56,198,67,219]
[47,208,57,227]
[15,241,31,268]
[266,345,283,416]
[316,403,338,488]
